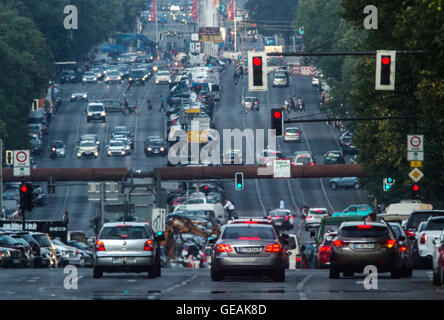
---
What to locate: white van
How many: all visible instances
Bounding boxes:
[380,201,433,222]
[173,203,227,224]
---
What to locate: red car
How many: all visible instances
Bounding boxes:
[432,230,444,286]
[317,232,337,268]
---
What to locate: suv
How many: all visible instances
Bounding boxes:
[329,221,404,278]
[93,222,163,278]
[86,102,106,123]
[210,222,287,282]
[416,216,444,267]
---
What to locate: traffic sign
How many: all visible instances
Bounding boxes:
[273,160,291,178]
[14,150,30,167]
[13,167,30,177]
[408,168,424,183]
[152,208,166,232]
[407,135,424,152]
[410,161,422,168]
[407,151,424,161]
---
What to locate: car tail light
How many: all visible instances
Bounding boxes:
[310,162,314,166]
[75,250,79,255]
[306,216,311,219]
[243,221,258,224]
[144,240,153,251]
[275,215,281,218]
[285,216,288,220]
[96,240,105,251]
[217,244,232,253]
[290,215,294,219]
[399,246,407,252]
[238,237,260,240]
[387,239,396,248]
[358,225,372,229]
[420,233,426,245]
[333,240,343,247]
[297,132,300,136]
[296,254,301,262]
[319,245,331,253]
[268,216,271,220]
[265,243,281,253]
[285,132,288,136]
[405,230,415,237]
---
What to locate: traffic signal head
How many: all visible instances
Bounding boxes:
[203,185,210,196]
[375,50,396,90]
[235,172,244,190]
[5,150,13,165]
[19,182,34,212]
[412,184,419,192]
[248,51,267,91]
[380,55,391,85]
[270,108,283,137]
[383,177,395,192]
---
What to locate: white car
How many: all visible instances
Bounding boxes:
[305,208,329,230]
[106,140,127,156]
[432,229,444,285]
[417,216,444,265]
[104,70,122,84]
[155,70,172,84]
[77,140,99,158]
[82,72,98,84]
[284,127,302,142]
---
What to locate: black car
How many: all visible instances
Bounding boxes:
[128,69,149,85]
[60,70,77,84]
[145,136,168,156]
[389,222,413,277]
[341,136,358,154]
[324,151,345,164]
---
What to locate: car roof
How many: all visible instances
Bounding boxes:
[101,222,149,227]
[340,221,387,228]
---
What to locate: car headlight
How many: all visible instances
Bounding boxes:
[83,94,87,98]
[128,78,133,81]
[156,80,159,83]
[82,78,86,81]
[77,152,81,157]
[105,77,110,81]
[169,79,172,82]
[94,151,99,156]
[71,95,75,99]
[160,147,165,151]
[96,141,99,145]
[88,112,93,116]
[107,150,112,155]
[121,151,125,155]
[93,77,97,81]
[118,76,121,80]
[147,147,152,151]
[100,112,106,116]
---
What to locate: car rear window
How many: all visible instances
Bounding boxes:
[100,226,149,239]
[222,226,276,240]
[340,226,389,238]
[0,235,18,245]
[406,212,444,230]
[286,128,299,133]
[425,219,444,231]
[309,209,328,215]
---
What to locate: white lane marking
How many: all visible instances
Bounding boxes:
[162,274,198,294]
[297,275,312,300]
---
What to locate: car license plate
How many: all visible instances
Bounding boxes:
[354,243,374,249]
[154,150,159,153]
[238,247,261,254]
[275,221,282,226]
[13,259,20,264]
[113,257,136,264]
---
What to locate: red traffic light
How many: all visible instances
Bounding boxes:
[203,185,209,190]
[274,111,281,119]
[412,184,419,192]
[21,185,28,193]
[253,57,262,66]
[382,57,390,65]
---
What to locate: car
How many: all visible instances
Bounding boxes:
[0,233,30,267]
[82,71,98,84]
[241,96,259,111]
[128,68,149,85]
[313,216,368,246]
[32,186,47,207]
[89,68,104,80]
[257,149,284,166]
[29,134,42,155]
[60,70,77,83]
[331,204,373,218]
[284,127,302,142]
[97,99,124,113]
[77,140,99,158]
[305,208,330,230]
[93,222,163,278]
[317,232,337,268]
[86,102,106,123]
[329,221,405,278]
[432,229,444,285]
[49,140,66,158]
[112,135,132,154]
[268,209,294,230]
[285,234,301,269]
[66,240,94,267]
[222,149,243,165]
[329,177,360,190]
[155,70,172,84]
[144,136,168,156]
[210,222,287,282]
[51,239,83,267]
[340,136,357,154]
[294,151,316,163]
[404,210,444,240]
[292,154,315,166]
[112,126,134,148]
[104,70,122,84]
[272,73,289,87]
[389,222,413,276]
[324,151,345,164]
[116,64,130,78]
[416,216,444,268]
[30,232,57,265]
[106,140,127,156]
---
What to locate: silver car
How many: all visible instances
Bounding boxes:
[93,222,163,278]
[210,223,287,282]
[284,127,302,142]
[104,70,122,84]
[106,140,127,156]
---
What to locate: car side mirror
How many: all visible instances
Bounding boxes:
[433,237,442,245]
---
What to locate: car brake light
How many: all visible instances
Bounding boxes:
[358,225,372,229]
[405,230,415,237]
[96,240,105,251]
[268,216,271,220]
[319,245,331,253]
[387,239,396,248]
[296,254,301,262]
[306,216,311,219]
[285,216,288,220]
[333,240,343,247]
[265,243,281,253]
[217,244,233,252]
[399,246,407,252]
[290,215,294,219]
[238,237,260,240]
[243,221,258,224]
[75,250,79,255]
[144,240,153,251]
[310,162,314,166]
[117,225,128,227]
[420,233,426,245]
[275,215,281,218]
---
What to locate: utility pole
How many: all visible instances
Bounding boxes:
[233,0,237,52]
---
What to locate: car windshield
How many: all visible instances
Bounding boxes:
[0,235,18,245]
[100,226,149,239]
[80,141,95,147]
[130,70,145,76]
[221,226,276,240]
[84,72,95,76]
[425,219,444,231]
[286,128,299,133]
[53,141,64,148]
[33,234,53,247]
[109,141,123,147]
[389,224,404,238]
[295,157,311,165]
[327,152,340,157]
[69,242,89,250]
[149,139,164,146]
[108,71,119,76]
[340,226,389,238]
[309,209,328,215]
[89,105,104,112]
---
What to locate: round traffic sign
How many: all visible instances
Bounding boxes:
[410,136,421,147]
[16,151,27,163]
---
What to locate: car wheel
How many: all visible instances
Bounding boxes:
[273,267,285,282]
[330,182,338,190]
[329,266,340,279]
[403,267,413,278]
[147,265,156,278]
[211,268,224,281]
[93,267,102,278]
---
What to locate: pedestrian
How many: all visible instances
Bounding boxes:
[223,199,235,219]
[63,208,69,225]
[239,65,244,78]
[147,99,152,111]
[279,198,285,209]
[159,95,166,112]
